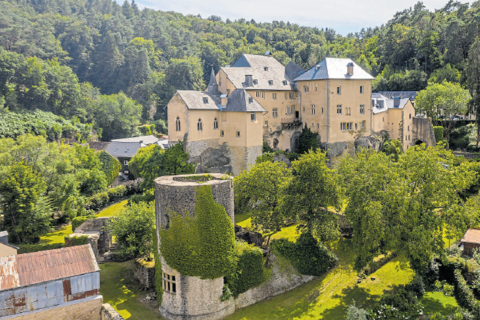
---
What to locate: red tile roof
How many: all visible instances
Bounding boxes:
[461,228,480,244]
[0,245,99,290]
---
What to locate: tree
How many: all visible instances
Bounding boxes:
[0,162,52,243]
[235,161,290,233]
[297,125,318,154]
[467,38,480,146]
[416,81,471,139]
[109,201,155,259]
[280,150,340,242]
[338,145,476,271]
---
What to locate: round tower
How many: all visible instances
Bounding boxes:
[154,174,235,320]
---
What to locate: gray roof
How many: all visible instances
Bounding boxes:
[223,90,266,112]
[294,58,374,81]
[112,135,158,145]
[105,141,142,158]
[372,97,410,114]
[223,54,294,90]
[377,91,418,100]
[0,231,8,238]
[177,91,220,110]
[285,61,306,81]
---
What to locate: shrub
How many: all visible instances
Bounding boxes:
[124,178,143,195]
[225,241,266,297]
[107,185,127,202]
[405,275,425,297]
[86,191,109,211]
[433,126,444,143]
[272,232,337,276]
[453,269,480,315]
[367,289,423,320]
[160,185,236,279]
[72,215,96,232]
[64,235,89,246]
[128,188,155,204]
[297,125,319,154]
[346,301,369,320]
[18,243,64,254]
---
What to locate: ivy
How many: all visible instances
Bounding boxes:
[271,232,337,276]
[98,151,121,186]
[152,228,163,306]
[160,185,236,279]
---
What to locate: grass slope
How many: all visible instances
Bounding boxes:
[97,200,128,217]
[421,292,459,315]
[100,261,163,319]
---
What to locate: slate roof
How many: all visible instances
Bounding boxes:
[285,61,306,81]
[372,97,410,114]
[177,91,220,110]
[462,228,480,244]
[223,90,266,112]
[377,91,418,100]
[105,141,142,158]
[0,245,99,291]
[294,58,374,81]
[112,135,158,145]
[88,141,111,152]
[223,54,295,90]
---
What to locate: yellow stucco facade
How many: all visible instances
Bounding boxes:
[0,243,17,258]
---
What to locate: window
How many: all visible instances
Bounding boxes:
[360,104,365,114]
[268,80,273,85]
[253,79,258,85]
[214,118,218,129]
[272,93,277,100]
[203,97,208,104]
[304,86,309,93]
[251,112,256,121]
[285,92,288,100]
[248,97,253,103]
[175,117,181,131]
[311,123,314,128]
[221,112,226,122]
[124,160,128,166]
[236,131,240,138]
[282,80,287,85]
[355,123,358,130]
[322,107,324,114]
[383,117,384,122]
[362,120,366,128]
[197,118,203,131]
[360,86,364,94]
[311,105,316,115]
[289,92,294,99]
[261,92,265,99]
[219,78,222,86]
[315,87,318,92]
[265,121,268,127]
[408,126,410,131]
[409,135,410,140]
[347,122,353,130]
[337,86,341,95]
[272,108,278,118]
[227,89,230,96]
[303,107,305,113]
[162,272,176,293]
[317,123,319,129]
[256,91,260,97]
[220,130,224,137]
[409,114,412,119]
[341,123,346,130]
[346,107,351,115]
[264,67,268,71]
[337,105,342,115]
[285,107,290,115]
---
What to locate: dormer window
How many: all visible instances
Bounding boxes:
[264,67,268,71]
[282,80,287,85]
[253,79,258,85]
[203,97,208,104]
[248,97,253,103]
[268,80,273,85]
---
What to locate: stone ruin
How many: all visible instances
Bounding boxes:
[68,217,113,262]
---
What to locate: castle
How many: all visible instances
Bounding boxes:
[167,52,435,174]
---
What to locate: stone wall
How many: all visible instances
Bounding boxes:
[191,142,233,175]
[68,232,100,260]
[134,258,155,290]
[75,217,113,258]
[235,255,315,309]
[411,117,436,147]
[101,303,124,320]
[4,295,103,320]
[185,138,219,158]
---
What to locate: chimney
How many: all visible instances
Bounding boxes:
[394,97,400,108]
[220,94,228,107]
[347,62,354,76]
[245,75,253,87]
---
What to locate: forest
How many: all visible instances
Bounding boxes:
[1,0,480,141]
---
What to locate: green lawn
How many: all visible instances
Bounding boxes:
[100,261,163,319]
[235,213,300,242]
[97,200,128,217]
[421,292,459,315]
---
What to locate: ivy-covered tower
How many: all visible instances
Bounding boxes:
[154,174,236,320]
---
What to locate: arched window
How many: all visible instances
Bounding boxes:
[175,117,181,131]
[311,105,315,115]
[197,118,203,131]
[213,118,218,129]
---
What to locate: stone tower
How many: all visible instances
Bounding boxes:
[154,174,235,320]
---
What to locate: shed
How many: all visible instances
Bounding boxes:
[461,228,480,255]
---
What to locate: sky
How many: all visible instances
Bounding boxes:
[130,0,450,35]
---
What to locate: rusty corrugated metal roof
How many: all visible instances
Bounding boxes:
[0,245,99,291]
[462,228,480,244]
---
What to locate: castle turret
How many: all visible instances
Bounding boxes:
[207,67,220,95]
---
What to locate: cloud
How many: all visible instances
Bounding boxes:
[130,0,449,35]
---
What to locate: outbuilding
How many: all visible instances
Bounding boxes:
[461,228,480,255]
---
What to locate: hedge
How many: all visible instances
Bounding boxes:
[72,215,96,232]
[433,126,444,143]
[64,235,89,247]
[272,232,337,276]
[160,185,236,279]
[453,269,480,318]
[225,241,266,297]
[17,243,64,254]
[85,178,142,212]
[99,151,122,186]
